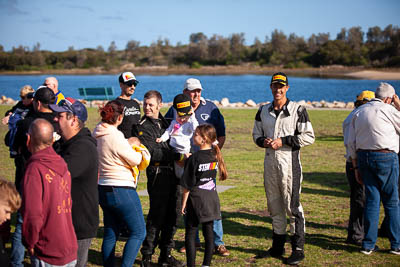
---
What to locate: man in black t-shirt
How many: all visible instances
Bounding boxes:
[115,72,141,138]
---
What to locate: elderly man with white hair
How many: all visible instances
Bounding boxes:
[348,82,400,256]
[43,77,65,104]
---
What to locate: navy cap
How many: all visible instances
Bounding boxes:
[49,97,88,122]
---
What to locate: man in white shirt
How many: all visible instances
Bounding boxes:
[348,82,400,255]
[342,90,374,246]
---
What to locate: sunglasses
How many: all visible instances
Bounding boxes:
[125,80,139,87]
[20,93,34,100]
[58,99,76,115]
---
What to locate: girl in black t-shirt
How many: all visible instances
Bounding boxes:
[181,124,228,267]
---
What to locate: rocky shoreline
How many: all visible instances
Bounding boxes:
[0,95,354,110]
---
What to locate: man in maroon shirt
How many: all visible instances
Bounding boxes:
[22,119,77,267]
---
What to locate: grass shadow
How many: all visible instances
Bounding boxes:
[316,135,344,142]
[302,187,348,198]
[306,220,346,231]
[303,172,349,193]
[306,233,360,253]
[221,211,273,238]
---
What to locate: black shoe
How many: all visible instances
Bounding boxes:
[286,249,304,265]
[255,232,286,259]
[360,245,379,255]
[158,255,185,267]
[255,247,285,259]
[141,254,152,267]
[390,247,400,255]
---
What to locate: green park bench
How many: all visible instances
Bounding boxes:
[78,87,115,100]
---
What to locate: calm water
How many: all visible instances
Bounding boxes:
[0,74,399,103]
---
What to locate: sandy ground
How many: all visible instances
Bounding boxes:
[345,70,400,80]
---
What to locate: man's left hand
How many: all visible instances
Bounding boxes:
[355,169,363,185]
[270,138,283,150]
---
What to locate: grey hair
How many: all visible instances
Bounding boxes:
[375,82,395,99]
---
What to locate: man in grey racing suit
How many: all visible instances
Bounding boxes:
[252,72,315,265]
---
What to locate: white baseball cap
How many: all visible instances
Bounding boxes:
[184,78,203,91]
[119,72,137,83]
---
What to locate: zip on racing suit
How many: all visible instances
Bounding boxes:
[252,99,315,250]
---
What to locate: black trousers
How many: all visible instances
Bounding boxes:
[140,166,181,257]
[346,161,365,242]
[185,200,214,267]
[14,155,26,193]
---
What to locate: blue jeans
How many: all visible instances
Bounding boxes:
[10,212,25,267]
[99,186,146,267]
[357,151,400,250]
[213,219,224,246]
[31,256,76,267]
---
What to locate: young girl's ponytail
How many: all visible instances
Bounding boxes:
[213,143,228,181]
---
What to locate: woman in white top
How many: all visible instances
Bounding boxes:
[93,100,146,267]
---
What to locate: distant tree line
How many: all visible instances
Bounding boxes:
[0,25,399,71]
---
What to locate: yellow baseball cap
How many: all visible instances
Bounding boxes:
[356,90,375,101]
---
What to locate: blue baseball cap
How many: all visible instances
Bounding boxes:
[49,97,88,122]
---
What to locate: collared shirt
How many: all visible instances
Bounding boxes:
[348,98,400,159]
[55,91,65,105]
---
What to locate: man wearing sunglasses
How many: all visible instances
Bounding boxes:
[50,98,99,267]
[115,72,141,138]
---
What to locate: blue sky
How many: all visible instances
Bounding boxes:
[0,0,399,52]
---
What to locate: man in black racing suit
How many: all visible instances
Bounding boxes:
[134,90,184,267]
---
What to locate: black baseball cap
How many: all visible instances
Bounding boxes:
[270,72,289,86]
[33,86,55,104]
[173,94,193,117]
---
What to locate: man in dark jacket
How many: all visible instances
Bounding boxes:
[11,86,59,267]
[50,98,99,267]
[134,90,184,267]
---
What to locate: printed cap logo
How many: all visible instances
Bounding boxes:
[177,101,191,109]
[125,74,133,80]
[273,75,286,81]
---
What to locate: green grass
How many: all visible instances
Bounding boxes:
[1,106,398,266]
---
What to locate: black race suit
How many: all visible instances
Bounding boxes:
[134,114,181,257]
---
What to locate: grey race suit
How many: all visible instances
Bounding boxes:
[252,100,315,249]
